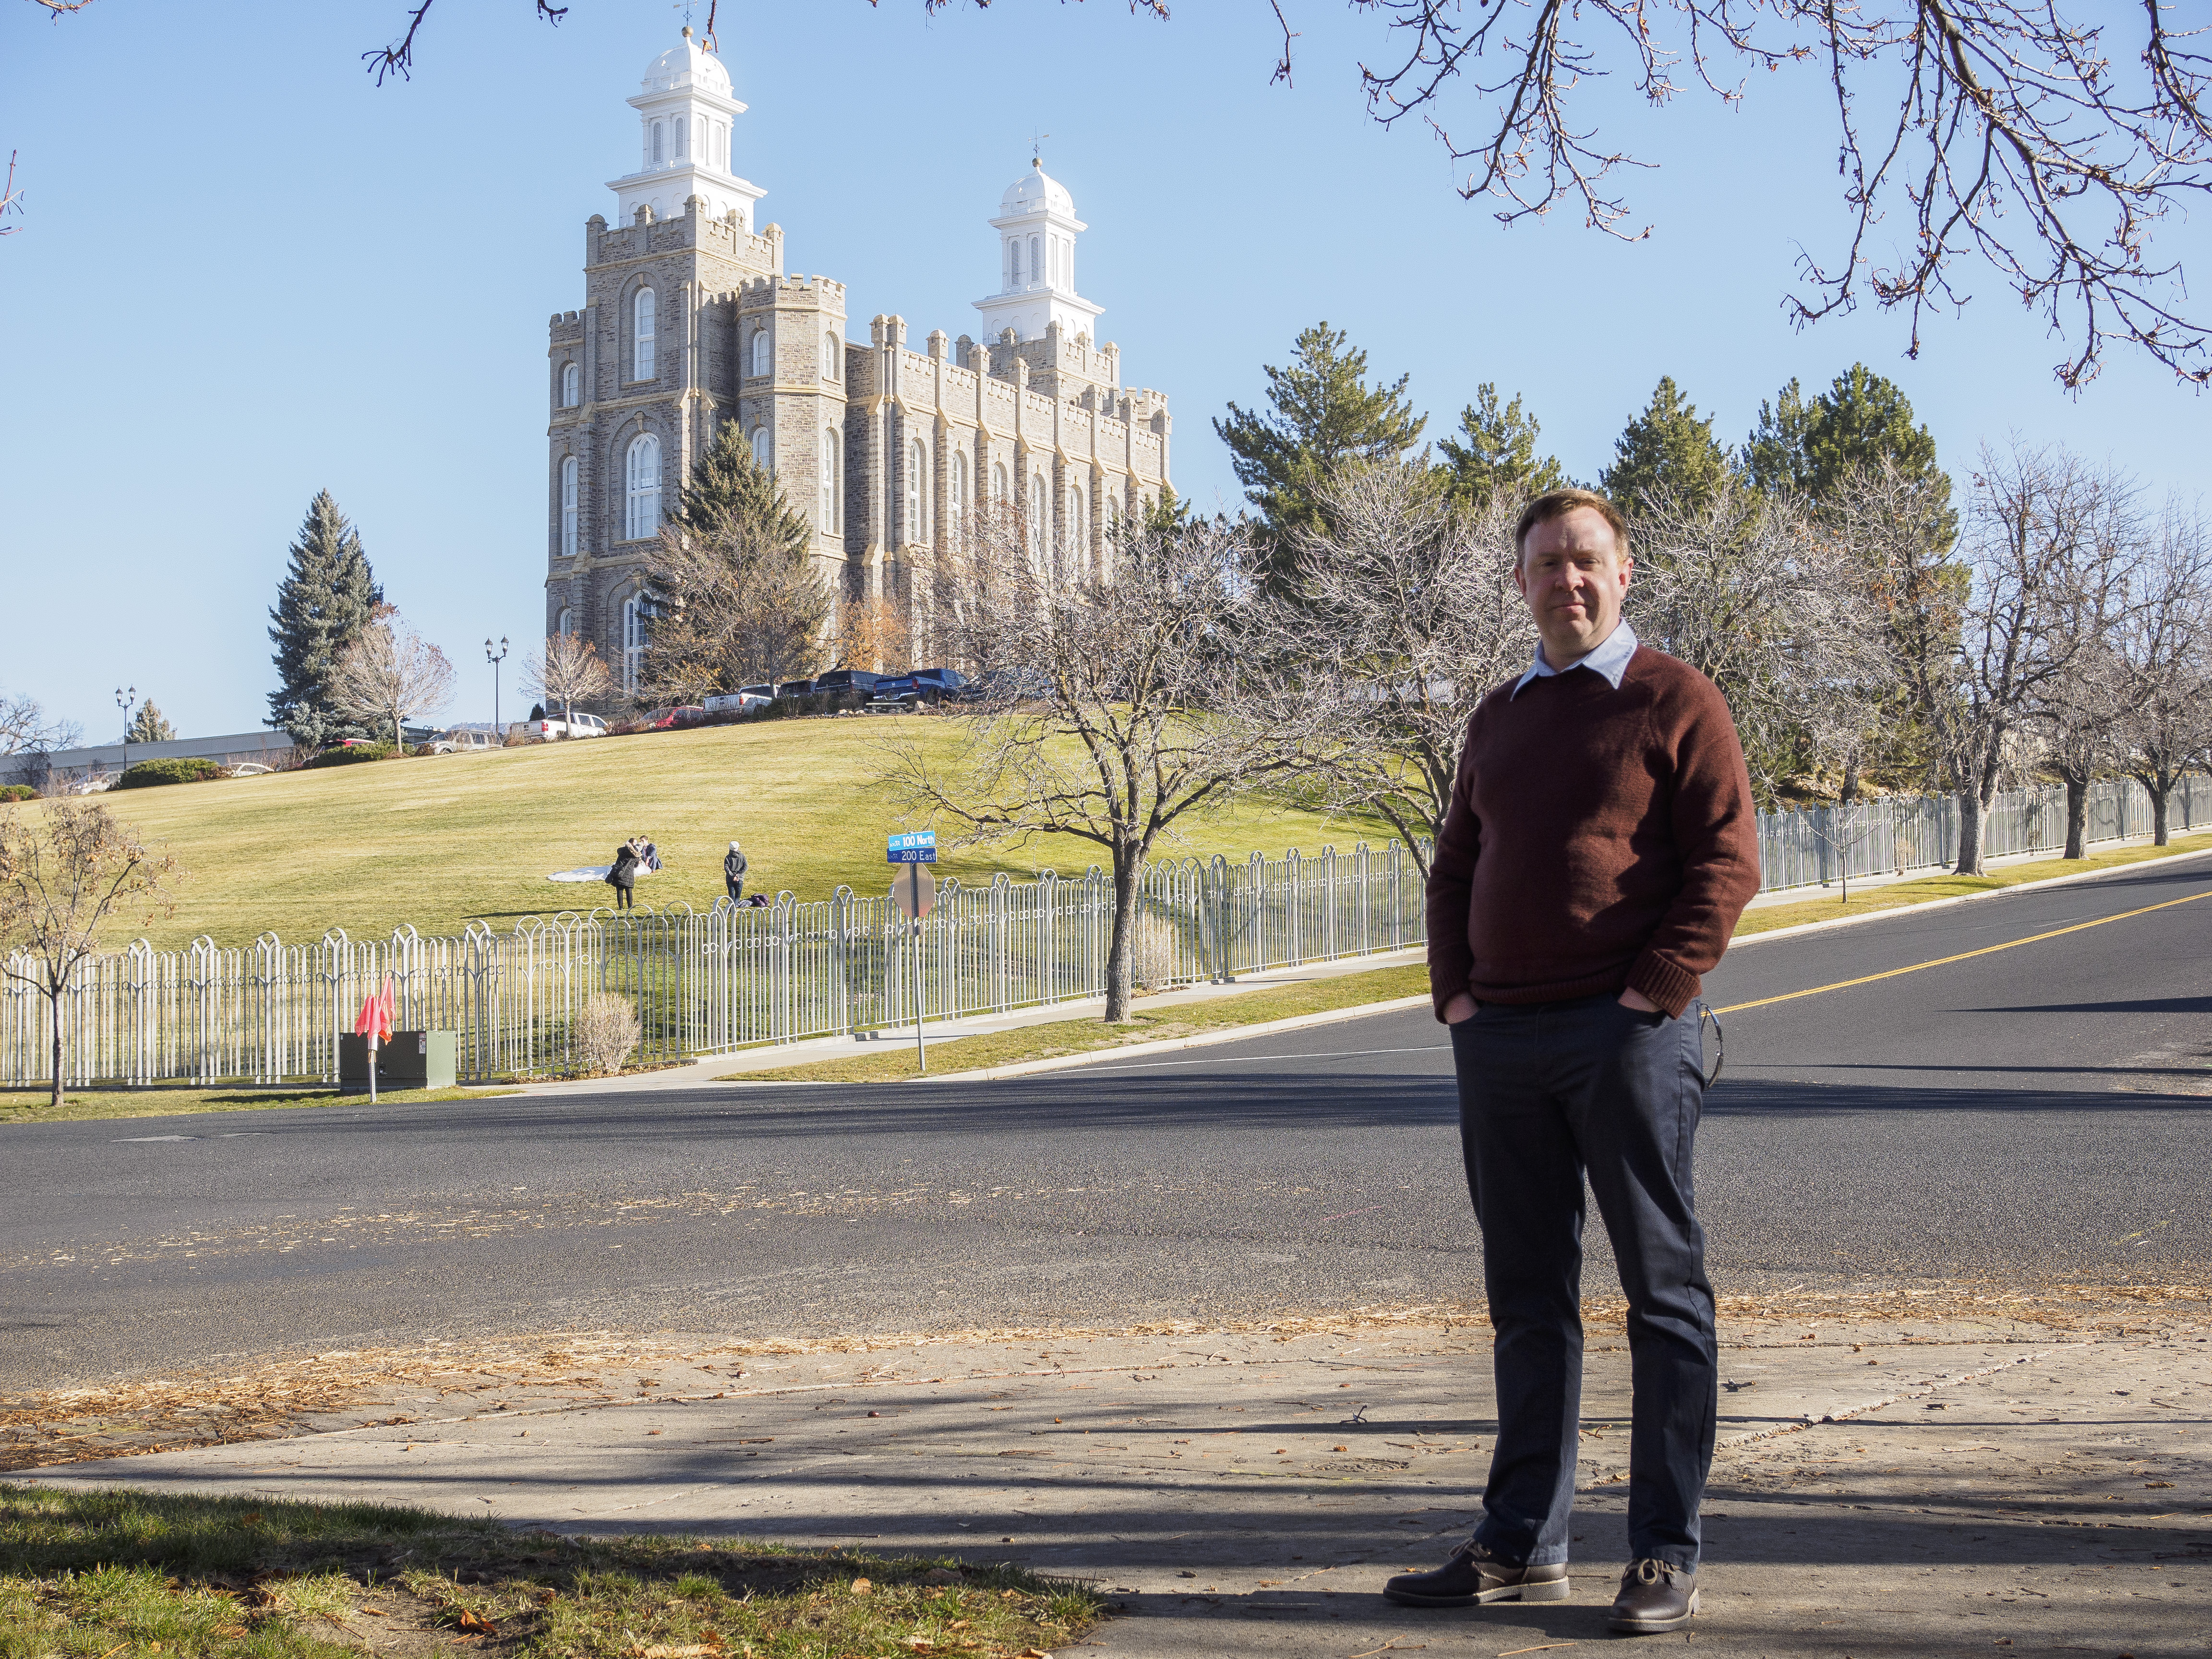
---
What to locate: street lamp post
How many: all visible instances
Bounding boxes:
[115,685,137,782]
[484,637,509,735]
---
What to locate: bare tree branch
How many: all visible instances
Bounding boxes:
[1300,0,2212,387]
[365,0,569,86]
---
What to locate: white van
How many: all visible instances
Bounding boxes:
[535,711,608,740]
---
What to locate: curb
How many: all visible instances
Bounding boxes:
[719,992,1436,1088]
[1730,837,2212,948]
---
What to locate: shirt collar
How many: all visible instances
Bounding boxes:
[1510,619,1639,698]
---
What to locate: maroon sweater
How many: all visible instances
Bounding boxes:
[1426,645,1761,1020]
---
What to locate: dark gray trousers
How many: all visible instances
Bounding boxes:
[1451,991,1717,1570]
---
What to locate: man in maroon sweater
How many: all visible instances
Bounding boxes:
[1384,489,1761,1634]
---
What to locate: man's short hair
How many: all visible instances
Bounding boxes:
[1514,488,1631,564]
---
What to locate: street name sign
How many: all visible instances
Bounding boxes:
[887,830,938,865]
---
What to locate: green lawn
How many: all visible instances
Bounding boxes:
[0,1483,1104,1659]
[79,717,1379,951]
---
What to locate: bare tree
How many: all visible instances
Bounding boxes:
[2034,638,2130,858]
[1941,443,2135,873]
[0,801,179,1110]
[523,633,613,738]
[1631,477,1883,803]
[642,520,830,703]
[2115,504,2212,845]
[894,508,1327,1022]
[328,614,455,752]
[1281,461,1531,875]
[0,691,78,759]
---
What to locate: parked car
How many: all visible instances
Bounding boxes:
[223,761,276,776]
[736,683,775,700]
[703,691,772,715]
[428,728,500,754]
[873,667,969,702]
[775,679,817,699]
[534,711,609,740]
[64,774,116,794]
[638,705,707,730]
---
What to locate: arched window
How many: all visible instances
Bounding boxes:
[821,427,840,533]
[1007,239,1020,289]
[560,361,580,408]
[1070,484,1087,565]
[621,593,646,694]
[1029,236,1040,286]
[1029,473,1047,561]
[633,288,655,381]
[907,439,927,544]
[992,461,1009,503]
[624,433,660,541]
[560,457,578,557]
[949,451,968,546]
[556,606,574,637]
[822,331,839,380]
[651,121,665,166]
[750,425,771,474]
[715,123,727,170]
[750,326,770,378]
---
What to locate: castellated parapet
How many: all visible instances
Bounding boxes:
[543,31,1174,691]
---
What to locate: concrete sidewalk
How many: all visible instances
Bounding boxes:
[28,1311,2210,1656]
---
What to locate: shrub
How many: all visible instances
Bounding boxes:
[1130,914,1184,993]
[575,992,641,1076]
[0,783,36,802]
[304,743,396,769]
[116,756,223,789]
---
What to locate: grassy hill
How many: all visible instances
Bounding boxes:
[86,717,1386,950]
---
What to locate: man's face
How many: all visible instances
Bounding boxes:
[1514,507,1633,664]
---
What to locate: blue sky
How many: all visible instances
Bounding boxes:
[2,0,2203,741]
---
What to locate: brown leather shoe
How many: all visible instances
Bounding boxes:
[1382,1540,1571,1608]
[1608,1559,1698,1633]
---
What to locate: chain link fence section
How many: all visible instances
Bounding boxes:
[4,774,2204,1089]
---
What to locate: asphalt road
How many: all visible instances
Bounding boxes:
[3,852,2208,1391]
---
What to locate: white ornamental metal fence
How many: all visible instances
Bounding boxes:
[1753,774,2208,895]
[2,841,1430,1088]
[4,774,2204,1089]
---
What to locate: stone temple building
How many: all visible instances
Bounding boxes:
[543,30,1176,692]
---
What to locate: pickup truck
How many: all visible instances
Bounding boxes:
[532,711,609,740]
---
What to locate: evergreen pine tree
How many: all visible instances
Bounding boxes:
[643,421,830,694]
[1214,323,1426,587]
[125,701,175,744]
[1437,384,1570,509]
[1744,364,1949,516]
[267,491,382,746]
[665,419,814,556]
[1600,376,1731,513]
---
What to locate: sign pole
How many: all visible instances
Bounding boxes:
[911,863,926,1075]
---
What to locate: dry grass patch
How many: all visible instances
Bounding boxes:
[0,1484,1104,1659]
[725,962,1430,1083]
[0,1086,517,1128]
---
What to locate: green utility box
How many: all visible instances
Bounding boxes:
[338,1030,458,1094]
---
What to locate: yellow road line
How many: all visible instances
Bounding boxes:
[1714,888,2212,1015]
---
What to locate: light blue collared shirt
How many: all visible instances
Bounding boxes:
[1510,619,1640,699]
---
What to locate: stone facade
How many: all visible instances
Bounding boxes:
[543,31,1173,695]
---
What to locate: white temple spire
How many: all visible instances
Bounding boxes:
[606,27,764,229]
[972,160,1102,344]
